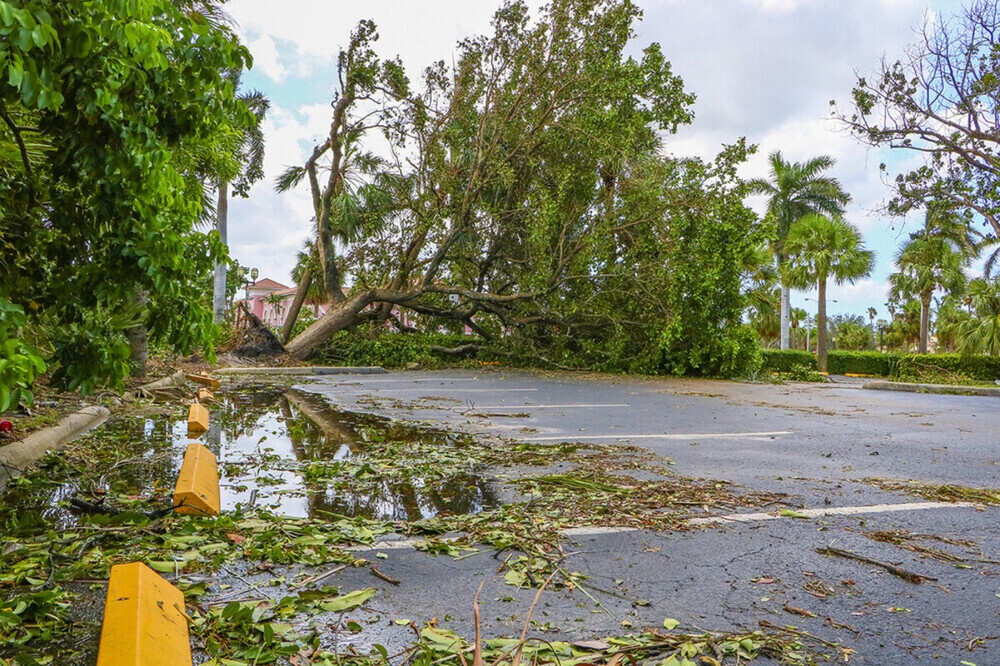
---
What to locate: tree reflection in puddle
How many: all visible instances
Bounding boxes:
[208,387,499,519]
[0,386,499,531]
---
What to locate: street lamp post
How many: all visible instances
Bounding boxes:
[243,267,259,302]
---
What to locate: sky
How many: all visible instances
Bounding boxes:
[223,0,967,322]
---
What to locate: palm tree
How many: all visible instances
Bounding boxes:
[957,278,1000,355]
[748,152,851,350]
[785,213,875,372]
[212,84,269,323]
[888,207,977,353]
[743,243,780,346]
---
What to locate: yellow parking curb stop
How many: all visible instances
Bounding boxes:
[187,402,209,436]
[96,561,192,666]
[173,442,220,516]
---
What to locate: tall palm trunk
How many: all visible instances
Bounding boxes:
[816,278,828,372]
[779,284,791,350]
[919,291,932,353]
[212,181,229,323]
[777,251,790,350]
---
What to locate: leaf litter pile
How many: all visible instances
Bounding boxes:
[0,385,849,665]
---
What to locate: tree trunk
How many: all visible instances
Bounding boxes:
[285,292,378,359]
[125,288,150,378]
[816,278,828,372]
[777,252,790,350]
[779,284,790,350]
[280,268,312,344]
[919,291,931,354]
[212,180,229,324]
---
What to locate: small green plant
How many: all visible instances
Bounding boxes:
[785,364,826,382]
[0,299,46,412]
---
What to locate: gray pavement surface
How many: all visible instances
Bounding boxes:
[290,368,1000,665]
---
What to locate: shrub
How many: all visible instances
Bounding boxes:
[0,300,46,412]
[826,351,900,377]
[895,353,1000,383]
[760,349,816,373]
[313,329,488,369]
[48,307,131,395]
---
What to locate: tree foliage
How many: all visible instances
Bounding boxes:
[747,152,850,350]
[889,206,974,353]
[840,1,1000,237]
[0,0,254,391]
[0,299,45,412]
[281,0,763,377]
[785,214,874,371]
[957,277,1000,355]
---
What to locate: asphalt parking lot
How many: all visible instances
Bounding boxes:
[294,368,1000,665]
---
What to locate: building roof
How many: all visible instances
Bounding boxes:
[250,278,289,292]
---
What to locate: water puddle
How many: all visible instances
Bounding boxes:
[211,387,499,520]
[0,386,499,530]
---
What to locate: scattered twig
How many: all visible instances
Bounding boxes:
[826,617,859,635]
[759,620,843,650]
[289,564,347,590]
[816,546,936,583]
[783,604,817,618]
[370,564,401,585]
[472,582,484,666]
[206,595,267,607]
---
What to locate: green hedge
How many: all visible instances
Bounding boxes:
[896,354,1000,382]
[760,349,816,372]
[762,349,1000,381]
[826,351,901,377]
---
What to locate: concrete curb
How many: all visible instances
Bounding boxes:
[863,380,1000,397]
[0,405,111,489]
[216,366,386,376]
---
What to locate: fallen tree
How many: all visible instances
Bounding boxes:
[280,0,762,377]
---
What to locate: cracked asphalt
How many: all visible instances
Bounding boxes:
[290,368,1000,665]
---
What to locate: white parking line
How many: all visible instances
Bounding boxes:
[364,388,539,393]
[687,501,979,525]
[348,501,982,551]
[525,431,791,441]
[472,404,630,409]
[330,378,482,383]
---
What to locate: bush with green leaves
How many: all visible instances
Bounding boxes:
[0,300,46,412]
[48,307,131,395]
[825,351,899,377]
[314,329,484,369]
[785,364,827,382]
[760,349,817,373]
[895,353,1000,383]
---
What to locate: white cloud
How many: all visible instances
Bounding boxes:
[245,33,286,81]
[740,0,801,13]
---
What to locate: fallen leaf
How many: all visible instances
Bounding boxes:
[778,509,810,519]
[319,588,377,612]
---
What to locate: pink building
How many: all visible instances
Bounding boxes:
[239,277,436,333]
[240,278,329,329]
